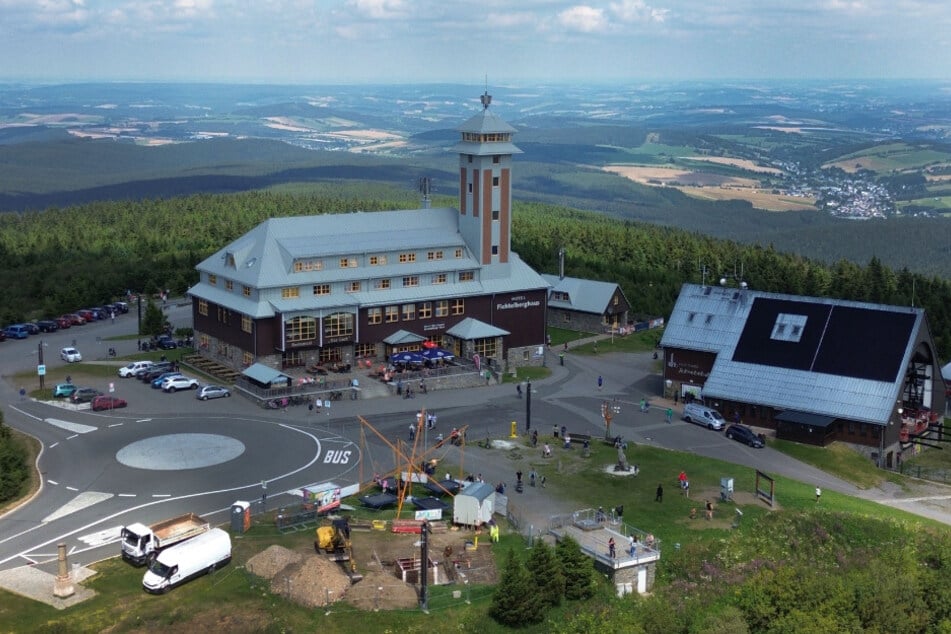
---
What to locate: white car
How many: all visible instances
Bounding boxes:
[118,361,154,378]
[162,376,200,393]
[60,347,82,363]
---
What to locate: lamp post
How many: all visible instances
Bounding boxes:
[525,379,532,431]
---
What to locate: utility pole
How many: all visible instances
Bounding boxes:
[526,379,532,431]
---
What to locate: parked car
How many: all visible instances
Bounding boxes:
[60,347,82,363]
[71,388,103,403]
[3,324,30,339]
[91,395,127,411]
[162,376,199,393]
[55,316,72,329]
[114,301,130,313]
[118,360,154,378]
[140,362,175,382]
[725,424,765,448]
[64,313,86,326]
[154,335,178,350]
[36,320,59,333]
[682,403,726,430]
[23,322,40,335]
[77,309,97,322]
[53,383,77,398]
[151,372,183,389]
[196,385,231,401]
[0,331,6,342]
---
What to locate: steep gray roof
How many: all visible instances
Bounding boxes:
[188,208,549,318]
[447,318,509,339]
[541,274,624,314]
[451,101,522,156]
[663,283,923,426]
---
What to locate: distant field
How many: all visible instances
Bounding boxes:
[603,164,815,211]
[680,156,783,174]
[825,142,951,173]
[680,186,816,211]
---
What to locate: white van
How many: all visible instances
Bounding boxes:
[142,528,231,594]
[118,360,153,378]
[683,403,726,430]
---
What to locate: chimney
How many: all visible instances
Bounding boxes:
[558,247,566,280]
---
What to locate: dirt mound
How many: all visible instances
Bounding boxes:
[344,570,419,611]
[270,556,351,608]
[245,545,303,579]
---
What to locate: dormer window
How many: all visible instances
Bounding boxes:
[771,313,807,342]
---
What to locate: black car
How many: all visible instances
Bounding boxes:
[36,320,59,333]
[23,322,40,335]
[155,335,178,350]
[140,362,175,382]
[725,424,765,448]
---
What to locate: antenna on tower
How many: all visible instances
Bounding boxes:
[417,177,432,209]
[480,76,492,110]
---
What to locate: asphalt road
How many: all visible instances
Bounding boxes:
[3,307,951,575]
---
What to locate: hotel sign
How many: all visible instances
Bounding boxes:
[496,294,541,311]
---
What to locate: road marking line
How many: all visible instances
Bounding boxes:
[66,486,78,491]
[49,442,59,448]
[47,480,58,486]
[67,434,78,440]
[108,423,123,428]
[136,419,152,423]
[118,493,136,498]
[152,494,171,498]
[45,418,97,434]
[43,491,114,523]
[77,527,122,548]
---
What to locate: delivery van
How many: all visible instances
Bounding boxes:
[142,528,231,594]
[682,403,726,430]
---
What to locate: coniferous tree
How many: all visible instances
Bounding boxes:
[556,535,597,600]
[490,548,545,627]
[526,538,565,608]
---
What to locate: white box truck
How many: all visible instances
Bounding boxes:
[121,512,210,566]
[142,528,231,594]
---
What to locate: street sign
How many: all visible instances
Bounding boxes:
[37,364,46,376]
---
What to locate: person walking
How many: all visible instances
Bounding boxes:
[516,383,523,398]
[705,499,714,520]
[409,423,416,440]
[655,483,663,502]
[815,486,822,502]
[628,535,637,557]
[666,407,673,423]
[597,375,603,391]
[608,537,616,559]
[529,469,537,487]
[683,479,690,498]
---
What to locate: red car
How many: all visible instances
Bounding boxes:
[55,316,71,329]
[64,313,86,326]
[91,395,127,411]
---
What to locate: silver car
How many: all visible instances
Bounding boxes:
[196,385,231,401]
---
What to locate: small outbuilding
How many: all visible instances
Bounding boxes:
[452,482,496,527]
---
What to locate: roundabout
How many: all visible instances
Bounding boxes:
[116,433,246,470]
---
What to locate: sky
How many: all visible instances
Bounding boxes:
[1,0,950,84]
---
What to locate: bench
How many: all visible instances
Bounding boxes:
[567,433,591,445]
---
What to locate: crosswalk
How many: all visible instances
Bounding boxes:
[76,526,123,548]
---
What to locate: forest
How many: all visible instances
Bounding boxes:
[0,187,950,360]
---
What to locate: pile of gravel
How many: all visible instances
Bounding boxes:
[343,571,419,611]
[246,545,303,579]
[270,557,351,608]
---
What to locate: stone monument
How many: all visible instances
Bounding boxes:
[53,543,74,598]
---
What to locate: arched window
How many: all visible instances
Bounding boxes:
[286,316,317,342]
[324,312,354,338]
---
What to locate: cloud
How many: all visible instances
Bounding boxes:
[609,0,668,24]
[346,0,409,20]
[557,5,608,33]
